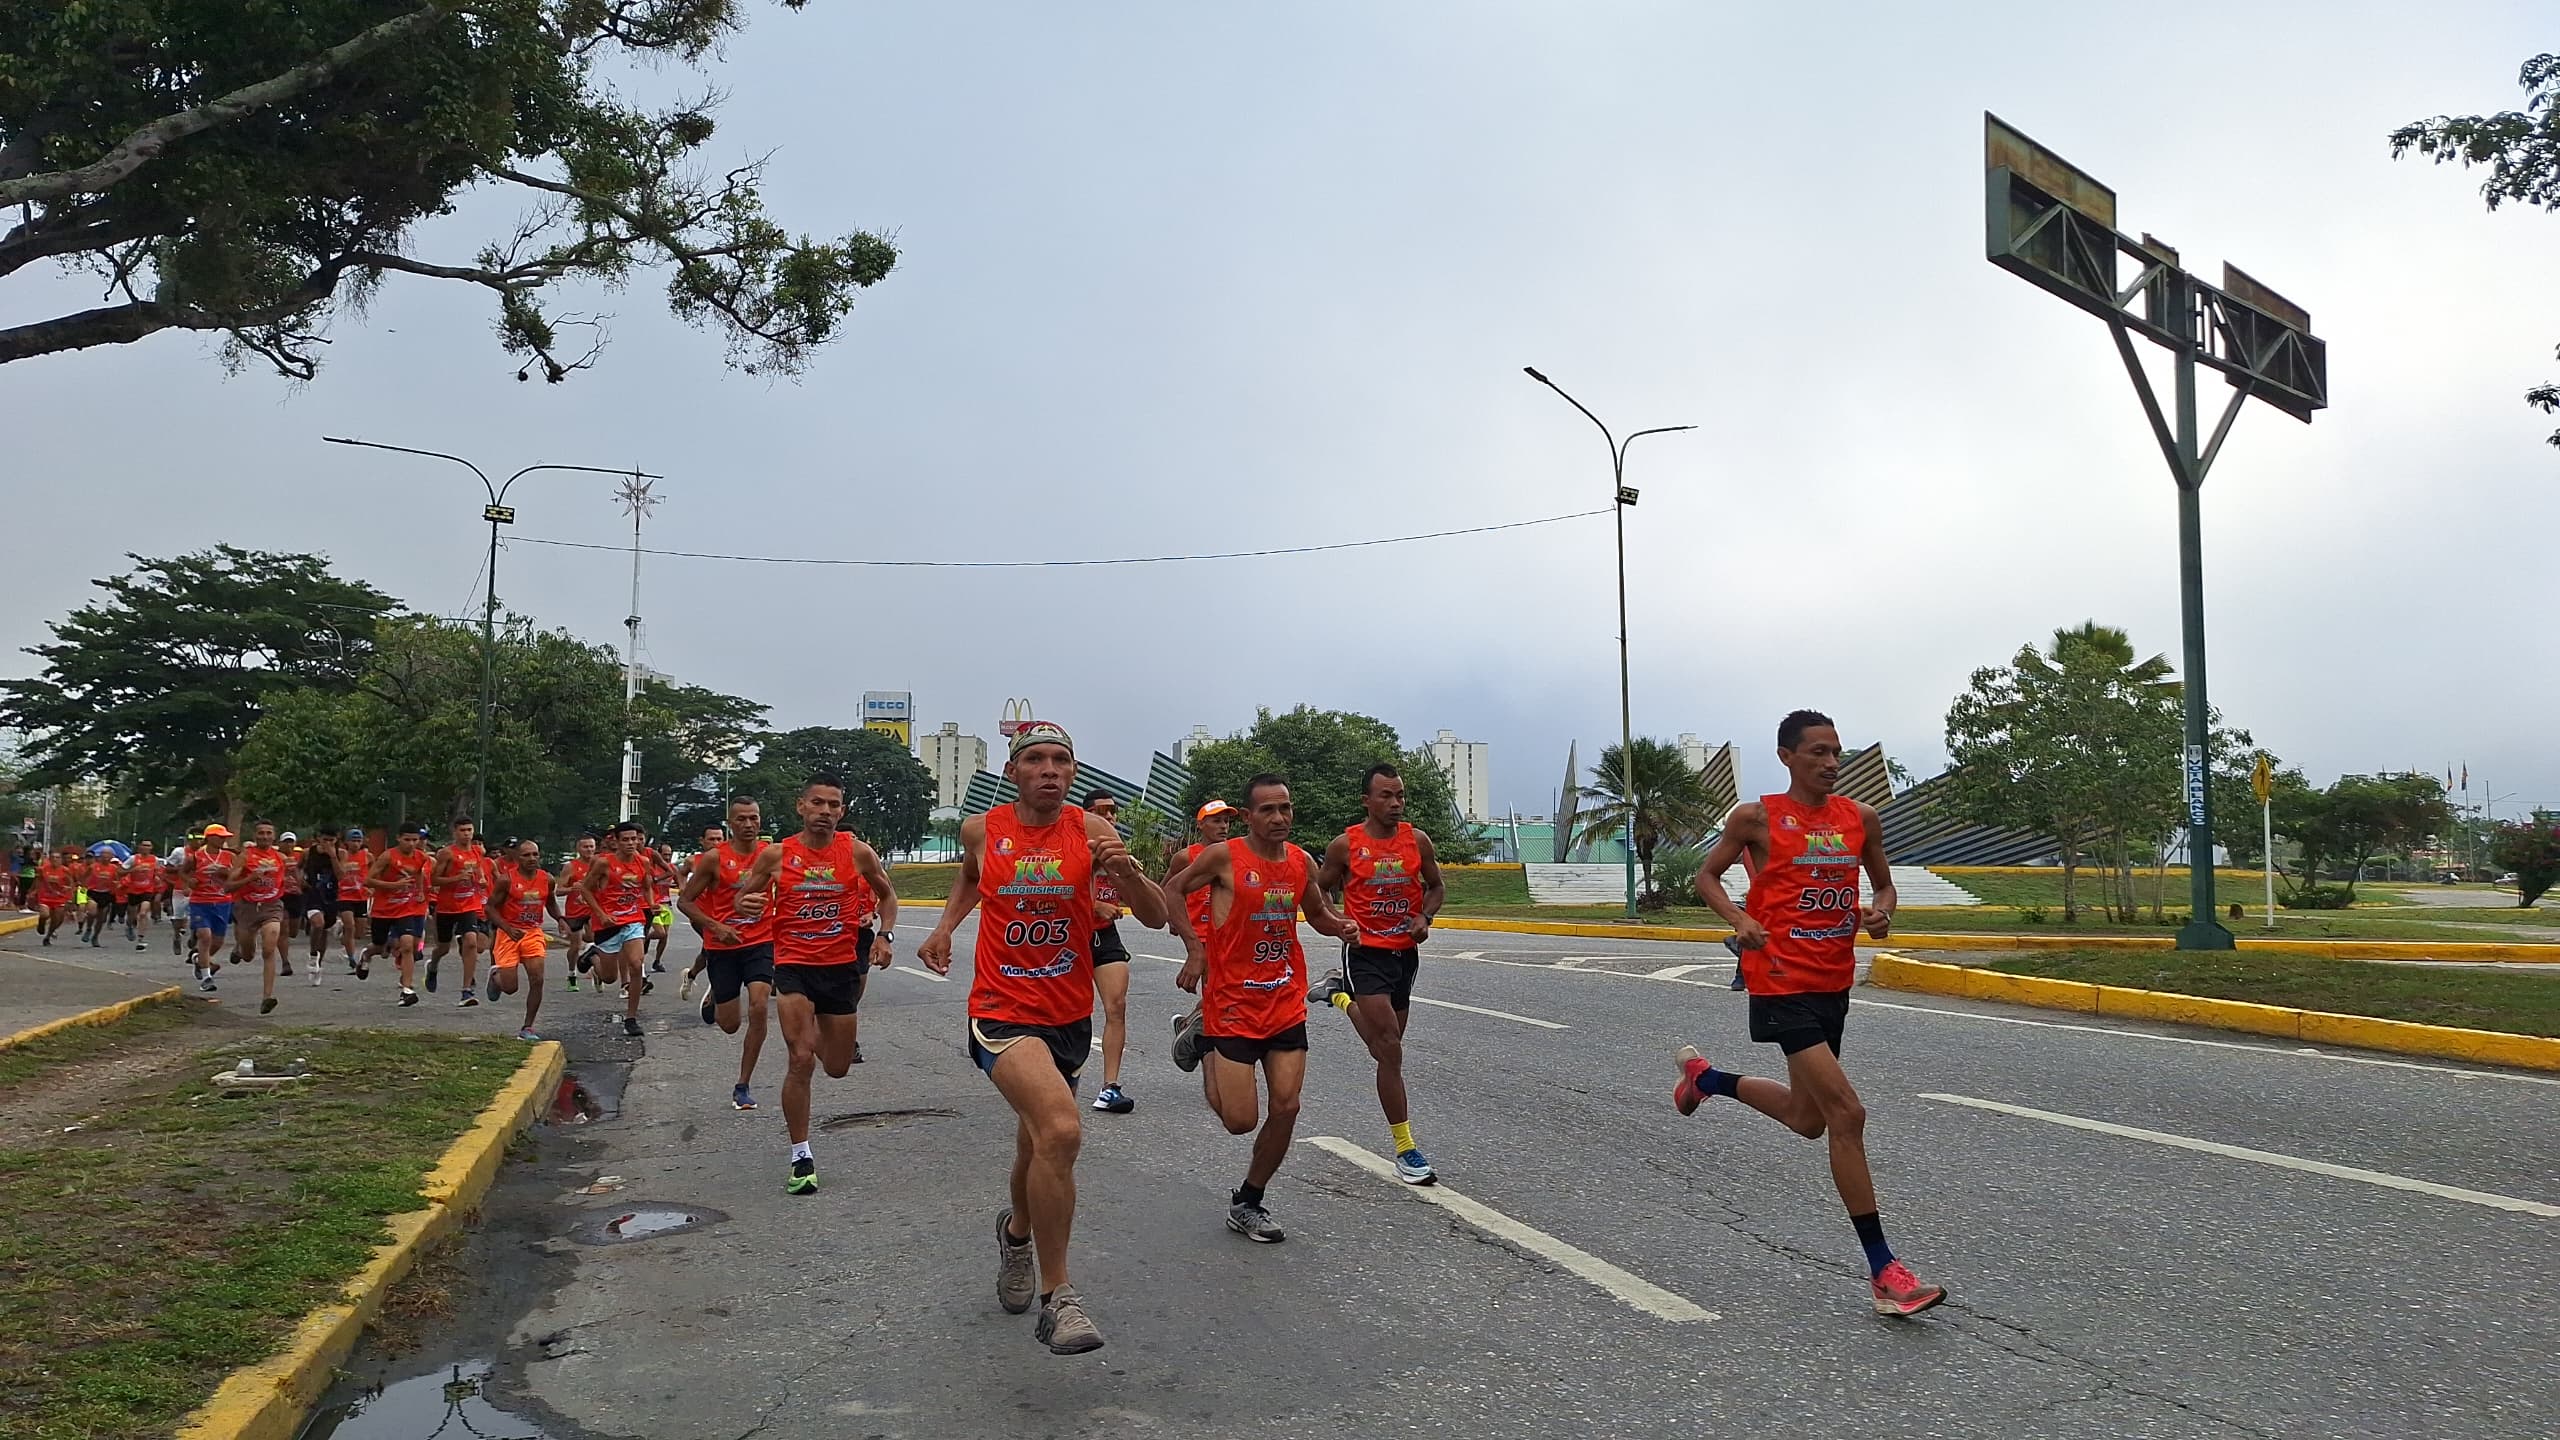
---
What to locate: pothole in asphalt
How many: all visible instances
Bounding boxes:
[297,1358,560,1439]
[818,1107,959,1131]
[547,1072,611,1125]
[566,1205,728,1246]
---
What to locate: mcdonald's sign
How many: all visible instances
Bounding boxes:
[999,697,1037,739]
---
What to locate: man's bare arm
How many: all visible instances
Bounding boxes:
[1856,800,1897,939]
[1695,802,1766,940]
[1088,812,1166,930]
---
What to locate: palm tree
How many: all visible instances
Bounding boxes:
[1575,738,1720,904]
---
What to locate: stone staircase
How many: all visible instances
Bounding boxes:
[1522,863,1980,906]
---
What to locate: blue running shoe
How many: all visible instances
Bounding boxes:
[732,1083,757,1111]
[1395,1148,1437,1186]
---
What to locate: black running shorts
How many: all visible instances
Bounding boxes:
[434,910,488,943]
[704,942,777,1005]
[1091,921,1129,967]
[968,1016,1092,1088]
[1206,1022,1309,1066]
[774,960,864,1016]
[1344,942,1420,1011]
[1747,989,1851,1056]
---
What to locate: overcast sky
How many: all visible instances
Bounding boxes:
[5,1,2554,819]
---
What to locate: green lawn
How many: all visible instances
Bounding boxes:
[1930,868,2263,909]
[1971,949,2560,1037]
[0,1027,532,1440]
[890,862,958,901]
[0,998,192,1089]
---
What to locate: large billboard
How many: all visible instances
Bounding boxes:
[863,690,913,748]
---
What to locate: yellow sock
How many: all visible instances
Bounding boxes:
[1330,991,1353,1013]
[1390,1121,1415,1153]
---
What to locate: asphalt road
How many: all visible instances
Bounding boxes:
[9,915,2556,1439]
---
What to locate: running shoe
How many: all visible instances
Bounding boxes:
[1395,1148,1437,1186]
[1226,1201,1285,1243]
[641,978,654,996]
[40,931,50,945]
[651,957,666,973]
[849,1042,864,1065]
[699,993,717,1027]
[1871,1260,1947,1317]
[458,990,479,1008]
[354,958,370,981]
[398,988,420,1007]
[678,972,697,1003]
[1673,1044,1714,1117]
[786,1156,817,1196]
[1307,970,1351,1008]
[198,976,217,992]
[1091,1085,1134,1114]
[1169,1007,1205,1073]
[995,1210,1037,1314]
[563,974,578,992]
[278,959,293,976]
[311,962,323,985]
[731,1083,756,1111]
[424,956,440,992]
[516,1027,542,1042]
[259,997,277,1015]
[621,1016,644,1038]
[1036,1287,1104,1355]
[575,946,596,974]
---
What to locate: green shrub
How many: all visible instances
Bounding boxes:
[2281,884,2355,910]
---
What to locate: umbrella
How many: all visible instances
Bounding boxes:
[88,840,132,861]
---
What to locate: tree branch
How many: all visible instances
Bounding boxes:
[0,256,351,366]
[0,3,462,210]
[0,207,172,279]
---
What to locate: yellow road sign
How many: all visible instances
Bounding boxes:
[2250,753,2275,805]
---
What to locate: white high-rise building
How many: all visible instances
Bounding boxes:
[1428,729,1491,823]
[1176,724,1214,764]
[1678,733,1710,772]
[920,722,987,810]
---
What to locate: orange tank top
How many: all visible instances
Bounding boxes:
[37,861,74,899]
[1180,843,1213,932]
[591,852,651,925]
[126,855,161,894]
[772,832,863,966]
[1741,792,1866,995]
[1204,839,1310,1040]
[236,845,286,903]
[1340,821,1425,949]
[968,804,1096,1027]
[337,851,371,901]
[701,841,774,947]
[562,857,592,915]
[187,847,234,904]
[434,844,488,913]
[374,849,434,918]
[495,868,551,929]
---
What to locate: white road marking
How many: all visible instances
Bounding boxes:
[1303,1136,1717,1322]
[878,964,951,983]
[1919,1093,2560,1218]
[1643,964,1715,982]
[1408,996,1567,1030]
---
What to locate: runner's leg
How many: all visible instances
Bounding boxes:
[988,1041,1083,1295]
[1245,1048,1306,1190]
[1201,1050,1261,1135]
[1094,963,1129,1090]
[519,950,547,1035]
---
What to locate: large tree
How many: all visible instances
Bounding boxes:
[0,547,398,826]
[2490,813,2560,907]
[1178,706,1489,863]
[2392,53,2560,446]
[2276,773,2456,900]
[734,726,932,855]
[0,1,896,380]
[1574,737,1718,907]
[627,681,768,837]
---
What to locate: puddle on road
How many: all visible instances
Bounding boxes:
[548,1072,610,1125]
[566,1204,728,1246]
[299,1359,558,1440]
[817,1106,959,1131]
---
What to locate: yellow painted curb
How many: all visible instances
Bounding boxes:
[1868,952,2560,1072]
[0,983,182,1052]
[0,914,35,938]
[173,1040,568,1440]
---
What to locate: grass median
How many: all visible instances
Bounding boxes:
[0,1026,533,1440]
[1972,949,2560,1038]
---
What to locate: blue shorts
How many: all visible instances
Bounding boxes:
[594,921,649,951]
[190,902,232,939]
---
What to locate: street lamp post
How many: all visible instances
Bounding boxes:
[1523,367,1694,920]
[323,436,661,829]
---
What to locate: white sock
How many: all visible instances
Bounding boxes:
[789,1141,813,1162]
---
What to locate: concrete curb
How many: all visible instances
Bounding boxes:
[0,913,34,938]
[172,1040,569,1440]
[0,983,182,1052]
[1868,952,2560,1072]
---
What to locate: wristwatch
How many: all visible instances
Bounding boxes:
[878,928,894,941]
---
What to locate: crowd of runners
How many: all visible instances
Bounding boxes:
[9,707,1943,1354]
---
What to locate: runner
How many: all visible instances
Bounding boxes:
[80,845,120,946]
[675,819,730,1005]
[365,823,435,1007]
[165,838,191,956]
[488,837,559,1041]
[919,725,1163,1353]
[729,778,898,1193]
[124,839,164,951]
[1310,762,1447,1185]
[560,833,599,993]
[276,831,304,976]
[1082,789,1139,1116]
[579,822,657,1038]
[32,844,76,944]
[428,819,493,1007]
[675,801,777,1111]
[643,830,678,975]
[1676,709,1944,1317]
[1163,773,1359,1243]
[229,821,293,1014]
[299,829,342,977]
[178,826,235,990]
[333,827,373,977]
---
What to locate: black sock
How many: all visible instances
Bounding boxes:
[1039,1290,1052,1305]
[1233,1181,1265,1209]
[1851,1211,1895,1277]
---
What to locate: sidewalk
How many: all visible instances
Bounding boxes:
[1,946,173,1039]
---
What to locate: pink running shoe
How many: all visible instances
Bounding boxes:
[1673,1045,1713,1116]
[1871,1260,1946,1317]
